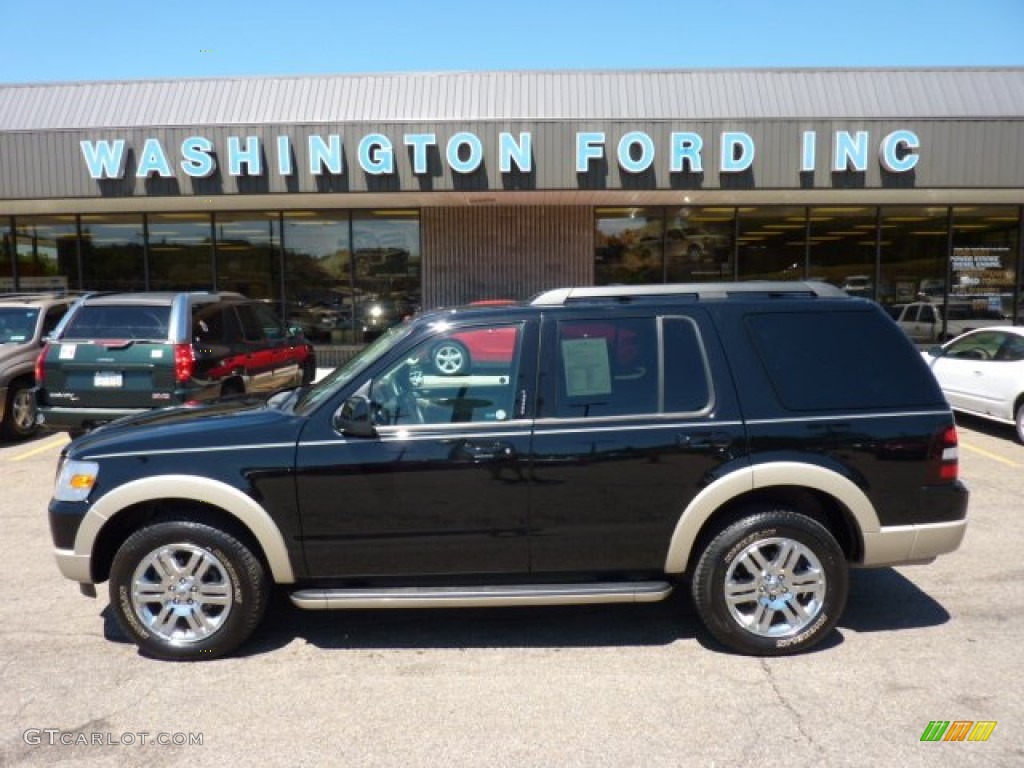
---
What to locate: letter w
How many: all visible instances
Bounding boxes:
[920,721,949,741]
[81,140,126,179]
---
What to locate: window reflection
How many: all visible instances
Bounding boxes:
[880,207,949,306]
[147,213,213,291]
[353,211,421,341]
[215,212,280,299]
[808,207,877,297]
[665,207,734,282]
[594,207,664,285]
[283,212,352,342]
[1,218,13,290]
[737,207,805,280]
[79,214,145,292]
[951,206,1020,321]
[12,215,78,292]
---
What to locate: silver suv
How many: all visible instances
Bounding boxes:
[0,293,77,440]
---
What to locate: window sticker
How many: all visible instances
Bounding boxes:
[59,344,77,360]
[562,338,611,397]
[151,349,164,358]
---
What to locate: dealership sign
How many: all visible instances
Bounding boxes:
[80,129,920,181]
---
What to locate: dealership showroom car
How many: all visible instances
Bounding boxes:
[923,326,1024,443]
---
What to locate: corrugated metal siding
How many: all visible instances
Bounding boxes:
[422,207,592,308]
[2,69,1023,131]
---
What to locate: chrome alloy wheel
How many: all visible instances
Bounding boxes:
[723,536,827,638]
[130,544,234,643]
[11,387,36,432]
[433,343,466,375]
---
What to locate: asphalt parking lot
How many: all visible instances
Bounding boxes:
[1,416,1022,767]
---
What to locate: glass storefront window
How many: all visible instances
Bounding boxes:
[147,213,213,291]
[808,207,878,297]
[951,206,1020,321]
[283,211,353,342]
[1,218,12,291]
[594,207,665,285]
[79,214,145,292]
[352,211,421,341]
[665,207,735,282]
[215,212,280,299]
[12,215,79,292]
[737,207,806,280]
[880,206,949,307]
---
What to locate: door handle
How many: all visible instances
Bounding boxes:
[678,431,731,451]
[451,440,517,462]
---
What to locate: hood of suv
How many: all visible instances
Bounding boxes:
[65,395,304,459]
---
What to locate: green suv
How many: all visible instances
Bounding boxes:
[0,293,77,440]
[36,291,315,434]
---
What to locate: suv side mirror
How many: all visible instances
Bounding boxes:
[927,345,943,357]
[334,395,377,437]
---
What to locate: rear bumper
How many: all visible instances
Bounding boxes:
[861,480,969,566]
[38,405,148,431]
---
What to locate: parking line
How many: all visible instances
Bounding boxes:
[8,435,69,462]
[959,441,1021,468]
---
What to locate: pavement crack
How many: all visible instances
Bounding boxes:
[760,659,826,757]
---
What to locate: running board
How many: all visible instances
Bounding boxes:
[290,581,674,610]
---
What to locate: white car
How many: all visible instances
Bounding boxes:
[922,326,1024,443]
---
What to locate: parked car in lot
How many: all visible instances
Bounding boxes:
[36,291,315,434]
[893,300,1005,343]
[922,326,1024,443]
[46,281,967,661]
[0,293,77,440]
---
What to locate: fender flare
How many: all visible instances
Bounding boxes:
[663,462,879,573]
[75,474,295,583]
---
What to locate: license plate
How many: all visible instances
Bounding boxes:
[94,371,123,388]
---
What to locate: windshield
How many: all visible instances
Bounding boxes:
[0,308,40,343]
[294,323,415,413]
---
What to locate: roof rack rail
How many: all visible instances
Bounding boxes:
[530,281,847,306]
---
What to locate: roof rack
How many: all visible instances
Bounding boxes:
[530,281,847,306]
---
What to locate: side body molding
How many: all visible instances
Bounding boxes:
[76,474,296,583]
[663,461,880,573]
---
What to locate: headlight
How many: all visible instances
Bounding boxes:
[54,459,99,502]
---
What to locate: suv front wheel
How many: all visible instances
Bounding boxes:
[109,519,268,661]
[691,509,847,656]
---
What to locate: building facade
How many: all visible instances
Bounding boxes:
[2,68,1022,340]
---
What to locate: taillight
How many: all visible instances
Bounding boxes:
[934,425,960,482]
[174,343,195,384]
[34,344,49,386]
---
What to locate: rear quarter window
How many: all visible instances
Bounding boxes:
[745,308,940,411]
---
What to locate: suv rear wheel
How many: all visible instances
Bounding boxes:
[1,379,39,440]
[691,509,847,656]
[109,519,268,661]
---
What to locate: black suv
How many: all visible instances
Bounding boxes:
[46,282,968,660]
[36,291,316,434]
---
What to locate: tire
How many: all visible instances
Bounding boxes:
[108,519,269,661]
[1,380,39,441]
[432,340,470,375]
[1016,402,1024,445]
[691,509,847,656]
[301,357,316,385]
